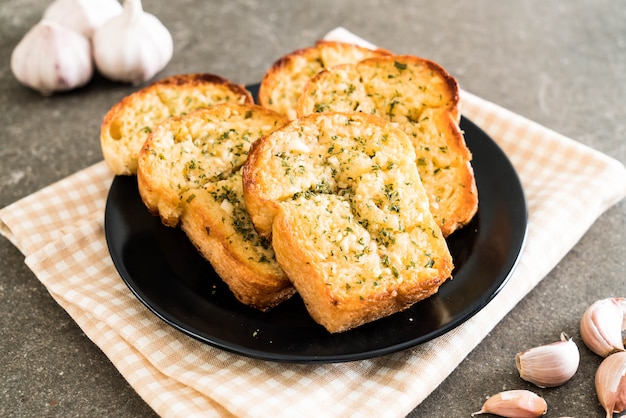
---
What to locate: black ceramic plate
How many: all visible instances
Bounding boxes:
[105,85,527,363]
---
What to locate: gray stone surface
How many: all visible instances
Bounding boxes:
[1,0,624,417]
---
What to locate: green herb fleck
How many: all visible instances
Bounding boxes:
[394,61,407,70]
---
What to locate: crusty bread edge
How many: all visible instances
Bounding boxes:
[271,204,450,333]
[241,134,284,238]
[181,196,295,311]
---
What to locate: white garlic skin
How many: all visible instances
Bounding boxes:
[10,20,93,96]
[515,333,580,388]
[43,0,123,38]
[92,0,173,84]
[595,351,626,418]
[471,389,547,417]
[580,297,626,357]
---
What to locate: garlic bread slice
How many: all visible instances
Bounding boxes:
[137,103,292,311]
[243,111,453,332]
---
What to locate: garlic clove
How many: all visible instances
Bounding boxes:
[10,20,93,96]
[471,389,547,417]
[595,351,626,418]
[43,0,123,38]
[92,0,173,84]
[515,332,580,388]
[580,297,626,357]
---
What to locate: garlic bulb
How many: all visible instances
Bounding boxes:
[10,20,93,96]
[580,297,626,357]
[515,332,580,388]
[43,0,123,38]
[471,390,547,417]
[92,0,173,84]
[595,351,626,418]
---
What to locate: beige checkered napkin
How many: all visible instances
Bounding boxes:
[2,30,626,418]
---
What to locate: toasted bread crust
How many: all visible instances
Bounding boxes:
[243,111,453,332]
[296,55,478,236]
[101,73,253,175]
[137,103,292,310]
[258,41,392,119]
[182,179,295,311]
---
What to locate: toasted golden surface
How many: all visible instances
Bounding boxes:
[297,55,478,236]
[243,111,453,332]
[101,73,253,175]
[137,103,292,310]
[258,41,392,119]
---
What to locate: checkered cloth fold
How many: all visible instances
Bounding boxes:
[1,29,625,418]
